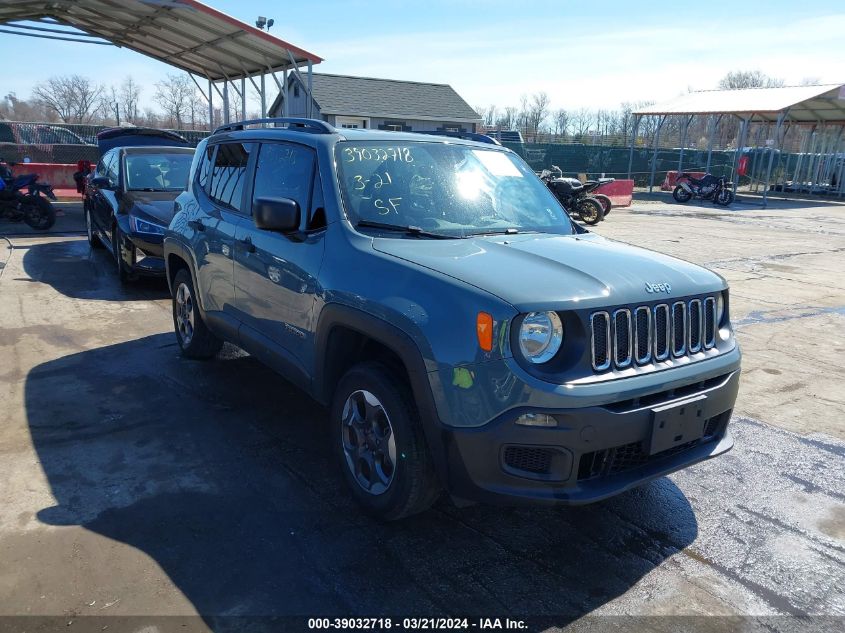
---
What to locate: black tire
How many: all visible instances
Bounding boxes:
[85,206,103,248]
[112,225,135,284]
[21,195,56,230]
[576,197,604,225]
[172,268,223,359]
[714,188,734,206]
[332,362,440,520]
[591,193,612,216]
[673,185,693,203]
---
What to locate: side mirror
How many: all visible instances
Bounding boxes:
[91,176,112,189]
[253,196,300,233]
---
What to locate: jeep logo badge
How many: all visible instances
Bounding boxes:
[645,282,671,294]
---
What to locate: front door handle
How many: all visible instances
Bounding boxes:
[188,219,205,231]
[239,236,256,253]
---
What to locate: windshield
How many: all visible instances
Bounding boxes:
[335,141,574,237]
[124,153,192,191]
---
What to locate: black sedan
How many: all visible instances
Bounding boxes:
[84,145,194,282]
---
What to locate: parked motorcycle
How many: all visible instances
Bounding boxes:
[539,166,605,224]
[583,176,615,216]
[0,159,57,230]
[673,172,734,206]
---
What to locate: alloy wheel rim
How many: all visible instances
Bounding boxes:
[175,282,195,346]
[341,389,397,495]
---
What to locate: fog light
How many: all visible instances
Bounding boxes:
[515,413,557,427]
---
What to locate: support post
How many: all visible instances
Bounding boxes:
[678,114,693,174]
[241,77,246,121]
[762,112,787,208]
[730,115,750,196]
[307,60,313,119]
[223,81,229,124]
[626,114,640,180]
[705,114,721,174]
[260,72,266,118]
[648,115,667,194]
[283,69,288,116]
[208,79,213,130]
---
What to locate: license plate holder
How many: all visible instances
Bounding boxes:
[649,395,707,455]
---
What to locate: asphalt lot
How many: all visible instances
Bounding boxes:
[0,197,843,631]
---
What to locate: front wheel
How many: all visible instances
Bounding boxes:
[172,268,223,359]
[591,193,612,216]
[85,207,103,248]
[22,195,56,230]
[576,197,604,225]
[112,225,135,284]
[673,185,693,203]
[714,188,734,206]
[332,362,440,520]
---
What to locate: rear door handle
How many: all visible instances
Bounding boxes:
[188,219,205,231]
[239,236,256,253]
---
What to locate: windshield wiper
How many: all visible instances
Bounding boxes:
[468,228,520,236]
[356,220,458,239]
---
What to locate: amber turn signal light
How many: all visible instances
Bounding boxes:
[477,312,494,352]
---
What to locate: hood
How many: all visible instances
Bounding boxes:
[123,190,180,226]
[372,232,725,312]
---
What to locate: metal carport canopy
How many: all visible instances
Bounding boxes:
[634,84,845,123]
[0,0,323,80]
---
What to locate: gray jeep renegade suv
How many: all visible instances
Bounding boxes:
[164,118,741,520]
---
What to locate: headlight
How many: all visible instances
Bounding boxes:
[130,215,166,235]
[716,292,725,324]
[518,311,563,364]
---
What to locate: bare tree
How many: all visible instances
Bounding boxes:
[717,70,784,90]
[0,92,52,121]
[496,106,518,131]
[525,92,550,141]
[154,73,196,129]
[32,75,104,123]
[570,108,593,137]
[799,76,821,86]
[120,76,142,124]
[553,108,569,137]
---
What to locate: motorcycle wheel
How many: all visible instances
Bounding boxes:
[591,193,612,216]
[22,195,56,230]
[673,186,693,203]
[715,188,734,206]
[576,197,604,225]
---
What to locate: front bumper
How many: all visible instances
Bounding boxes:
[439,367,739,506]
[121,231,166,276]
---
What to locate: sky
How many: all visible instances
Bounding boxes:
[1,0,844,115]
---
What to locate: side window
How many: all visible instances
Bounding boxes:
[208,142,253,212]
[196,142,214,191]
[106,152,119,183]
[252,143,315,222]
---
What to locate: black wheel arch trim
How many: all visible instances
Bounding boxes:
[313,303,451,484]
[163,237,207,314]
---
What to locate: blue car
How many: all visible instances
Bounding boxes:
[84,129,194,282]
[163,118,741,520]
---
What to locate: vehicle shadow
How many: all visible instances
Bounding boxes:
[25,334,699,625]
[20,238,169,301]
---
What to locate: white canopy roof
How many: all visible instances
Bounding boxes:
[635,84,845,123]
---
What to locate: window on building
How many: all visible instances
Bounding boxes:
[208,142,253,212]
[293,85,300,98]
[444,126,461,133]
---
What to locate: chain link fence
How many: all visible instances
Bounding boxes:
[0,121,210,164]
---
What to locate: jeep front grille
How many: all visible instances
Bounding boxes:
[590,296,719,372]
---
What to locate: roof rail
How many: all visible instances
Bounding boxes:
[213,118,334,135]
